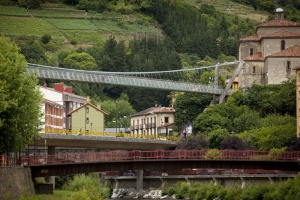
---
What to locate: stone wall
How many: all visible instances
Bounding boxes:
[0,167,35,199]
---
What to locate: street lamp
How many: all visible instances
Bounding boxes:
[115,100,118,133]
[84,105,89,133]
[182,110,186,138]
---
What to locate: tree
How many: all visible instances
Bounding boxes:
[174,93,212,132]
[100,93,135,128]
[63,52,98,70]
[208,128,230,149]
[0,37,42,154]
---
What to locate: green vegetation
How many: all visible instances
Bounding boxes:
[21,174,112,200]
[162,173,300,200]
[0,37,42,154]
[0,17,64,41]
[0,5,30,16]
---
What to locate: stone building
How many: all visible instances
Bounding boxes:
[238,8,300,89]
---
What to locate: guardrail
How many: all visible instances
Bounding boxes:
[2,150,300,167]
[40,129,178,141]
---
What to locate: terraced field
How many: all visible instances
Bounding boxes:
[0,4,162,47]
[0,1,268,48]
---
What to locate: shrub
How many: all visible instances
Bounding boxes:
[204,149,222,159]
[63,173,111,199]
[71,39,77,45]
[175,182,189,199]
[41,34,51,44]
[269,148,285,160]
[176,135,209,150]
[240,184,271,200]
[287,137,300,151]
[221,136,253,150]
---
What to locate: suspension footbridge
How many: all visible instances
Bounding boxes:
[27,61,244,103]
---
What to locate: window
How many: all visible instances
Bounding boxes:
[252,66,256,74]
[281,40,285,51]
[85,106,89,113]
[165,117,169,123]
[287,61,291,70]
[287,61,291,77]
[250,48,253,56]
[86,117,89,124]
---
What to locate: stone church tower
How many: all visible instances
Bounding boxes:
[238,8,300,89]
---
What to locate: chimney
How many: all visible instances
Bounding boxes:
[43,83,47,88]
[64,86,72,94]
[275,8,284,20]
[54,83,64,93]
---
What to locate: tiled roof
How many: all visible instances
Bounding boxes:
[240,34,261,42]
[131,107,175,117]
[67,102,109,116]
[257,19,300,28]
[267,45,300,58]
[243,52,264,61]
[262,30,300,39]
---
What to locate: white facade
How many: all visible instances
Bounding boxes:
[130,107,175,136]
[39,83,86,131]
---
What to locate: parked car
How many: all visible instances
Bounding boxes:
[123,170,136,176]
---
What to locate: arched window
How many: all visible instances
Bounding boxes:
[281,40,285,50]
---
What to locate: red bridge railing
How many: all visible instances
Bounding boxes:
[2,150,300,167]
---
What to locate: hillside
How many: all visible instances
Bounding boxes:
[0,0,269,49]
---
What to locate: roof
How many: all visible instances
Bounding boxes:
[267,45,300,58]
[240,34,261,42]
[243,52,264,61]
[42,98,63,107]
[67,102,109,116]
[240,30,300,43]
[40,86,86,100]
[257,19,300,29]
[131,107,175,117]
[262,30,300,39]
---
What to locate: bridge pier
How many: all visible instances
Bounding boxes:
[240,177,246,188]
[114,178,119,189]
[100,172,106,184]
[46,146,55,189]
[136,170,143,190]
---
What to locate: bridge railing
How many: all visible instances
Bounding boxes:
[41,128,178,141]
[3,150,300,167]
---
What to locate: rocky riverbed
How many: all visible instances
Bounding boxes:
[110,188,176,199]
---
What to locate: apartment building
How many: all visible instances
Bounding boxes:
[39,83,86,131]
[130,106,175,136]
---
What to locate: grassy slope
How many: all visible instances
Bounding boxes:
[0,1,269,49]
[0,3,162,49]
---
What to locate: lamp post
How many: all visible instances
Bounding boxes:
[182,110,186,138]
[115,100,118,133]
[84,105,87,132]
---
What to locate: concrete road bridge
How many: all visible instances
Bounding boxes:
[33,132,177,150]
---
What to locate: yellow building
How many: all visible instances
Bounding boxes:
[67,101,108,133]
